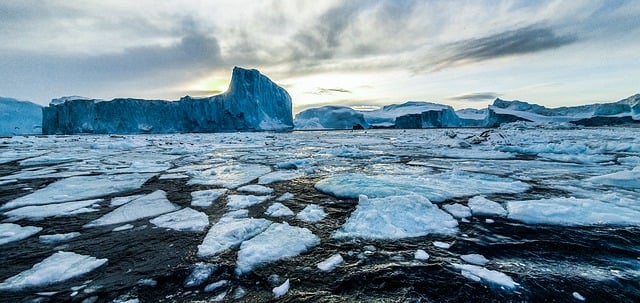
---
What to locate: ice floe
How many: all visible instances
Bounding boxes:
[188,164,271,189]
[442,203,471,218]
[237,184,274,195]
[204,280,229,293]
[236,223,320,275]
[191,189,227,208]
[258,170,305,185]
[2,173,154,210]
[226,195,271,210]
[265,203,294,217]
[333,195,458,240]
[84,190,179,228]
[197,218,272,258]
[468,196,507,217]
[414,250,430,261]
[317,254,344,272]
[461,254,489,266]
[39,232,81,244]
[150,208,209,232]
[451,263,517,289]
[296,205,327,223]
[0,223,42,245]
[272,279,290,298]
[276,192,295,202]
[112,224,134,232]
[587,167,640,189]
[0,251,107,291]
[4,199,102,221]
[184,263,217,288]
[433,241,452,249]
[110,195,145,207]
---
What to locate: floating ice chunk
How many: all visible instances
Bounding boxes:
[414,250,430,261]
[112,224,134,232]
[191,189,227,208]
[587,167,640,189]
[573,291,585,301]
[276,159,313,169]
[236,223,320,275]
[204,280,229,292]
[461,254,489,266]
[137,278,157,287]
[538,153,615,164]
[237,184,274,195]
[442,203,471,218]
[197,218,272,257]
[159,173,189,180]
[451,263,517,289]
[265,203,294,217]
[507,197,640,226]
[150,208,209,232]
[258,170,305,185]
[276,192,294,202]
[221,209,249,220]
[39,232,81,244]
[468,196,507,217]
[0,223,42,245]
[272,279,290,298]
[110,195,145,207]
[433,241,451,249]
[4,199,102,220]
[1,174,154,210]
[233,286,247,299]
[317,254,344,272]
[315,171,529,202]
[184,263,217,288]
[226,195,271,210]
[333,195,458,240]
[188,164,271,189]
[324,146,373,158]
[84,190,179,228]
[0,251,107,291]
[296,205,327,223]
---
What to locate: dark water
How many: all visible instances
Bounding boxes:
[1,155,640,302]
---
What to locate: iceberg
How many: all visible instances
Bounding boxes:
[42,67,293,134]
[294,106,368,130]
[0,97,42,135]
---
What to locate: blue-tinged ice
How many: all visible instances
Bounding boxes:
[468,196,507,217]
[0,223,42,245]
[451,263,518,289]
[187,164,271,189]
[587,167,640,189]
[294,106,368,130]
[39,232,81,244]
[191,189,227,208]
[0,97,42,136]
[265,203,294,217]
[296,205,327,223]
[184,263,217,288]
[317,254,344,272]
[237,184,273,195]
[226,195,271,210]
[197,218,272,258]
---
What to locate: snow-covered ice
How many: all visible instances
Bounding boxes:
[414,250,430,261]
[333,195,458,240]
[0,223,42,245]
[573,291,586,301]
[84,190,179,228]
[190,189,227,208]
[433,241,452,249]
[204,280,229,292]
[0,251,107,291]
[451,263,517,289]
[442,203,472,218]
[258,170,306,185]
[272,279,290,298]
[265,203,294,217]
[587,167,640,189]
[461,254,489,266]
[149,208,209,232]
[110,195,145,207]
[4,199,102,220]
[236,223,319,275]
[468,196,507,217]
[276,192,295,202]
[237,184,274,195]
[188,164,271,189]
[317,254,344,272]
[296,204,327,223]
[39,232,81,244]
[183,263,217,288]
[197,218,272,258]
[226,195,271,210]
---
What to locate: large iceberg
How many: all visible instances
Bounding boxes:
[294,106,368,130]
[0,97,42,135]
[42,67,293,134]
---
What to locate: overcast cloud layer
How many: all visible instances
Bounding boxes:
[1,0,639,112]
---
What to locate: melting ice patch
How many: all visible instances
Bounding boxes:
[333,195,458,240]
[235,222,320,275]
[507,197,640,226]
[0,223,42,245]
[191,189,227,208]
[197,218,272,258]
[39,232,81,244]
[258,170,306,185]
[451,263,518,289]
[188,164,271,189]
[296,205,327,223]
[587,167,640,189]
[317,254,344,272]
[315,170,529,202]
[150,208,209,232]
[4,199,102,221]
[84,190,179,228]
[265,203,294,217]
[468,196,507,217]
[226,195,271,210]
[237,184,273,195]
[1,174,154,210]
[0,251,107,291]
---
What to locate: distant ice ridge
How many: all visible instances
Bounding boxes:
[0,97,42,135]
[42,67,293,134]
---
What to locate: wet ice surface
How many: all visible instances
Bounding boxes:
[0,127,640,302]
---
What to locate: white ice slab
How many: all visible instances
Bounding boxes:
[587,167,640,189]
[296,205,327,223]
[1,173,154,210]
[414,250,430,261]
[84,190,179,228]
[507,197,640,226]
[451,263,517,289]
[317,254,344,272]
[433,241,451,249]
[236,223,320,275]
[0,251,107,291]
[226,195,271,210]
[4,199,102,221]
[276,192,295,202]
[333,195,458,240]
[442,203,471,218]
[272,279,290,298]
[191,189,227,208]
[468,196,507,217]
[150,208,209,232]
[39,232,81,244]
[0,223,42,245]
[197,218,272,258]
[315,171,529,202]
[184,263,217,288]
[110,195,145,207]
[237,185,274,195]
[461,254,489,266]
[265,203,294,217]
[258,170,305,185]
[188,164,271,189]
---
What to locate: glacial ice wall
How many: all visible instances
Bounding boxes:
[0,97,42,135]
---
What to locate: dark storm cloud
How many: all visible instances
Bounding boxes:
[429,25,578,70]
[448,92,500,101]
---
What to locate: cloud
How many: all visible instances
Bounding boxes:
[307,88,353,95]
[448,92,500,101]
[427,25,579,71]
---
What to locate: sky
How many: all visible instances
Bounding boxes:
[1,0,639,113]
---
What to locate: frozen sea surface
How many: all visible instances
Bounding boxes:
[1,128,640,302]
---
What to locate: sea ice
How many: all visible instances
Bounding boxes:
[112,224,134,232]
[0,223,42,245]
[468,196,507,217]
[184,263,217,288]
[187,164,271,189]
[84,190,179,228]
[110,195,145,207]
[4,199,102,220]
[236,223,320,275]
[150,208,209,232]
[442,203,471,218]
[296,205,327,223]
[333,195,458,240]
[573,292,586,301]
[507,197,640,226]
[191,189,227,208]
[265,203,294,217]
[414,250,430,261]
[433,241,451,249]
[1,173,154,210]
[317,254,344,272]
[237,184,274,195]
[204,280,229,293]
[272,279,290,298]
[451,263,517,289]
[276,192,295,201]
[226,195,271,210]
[197,218,272,257]
[39,232,81,244]
[587,167,640,189]
[258,170,305,185]
[0,251,107,291]
[315,171,529,202]
[461,254,489,266]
